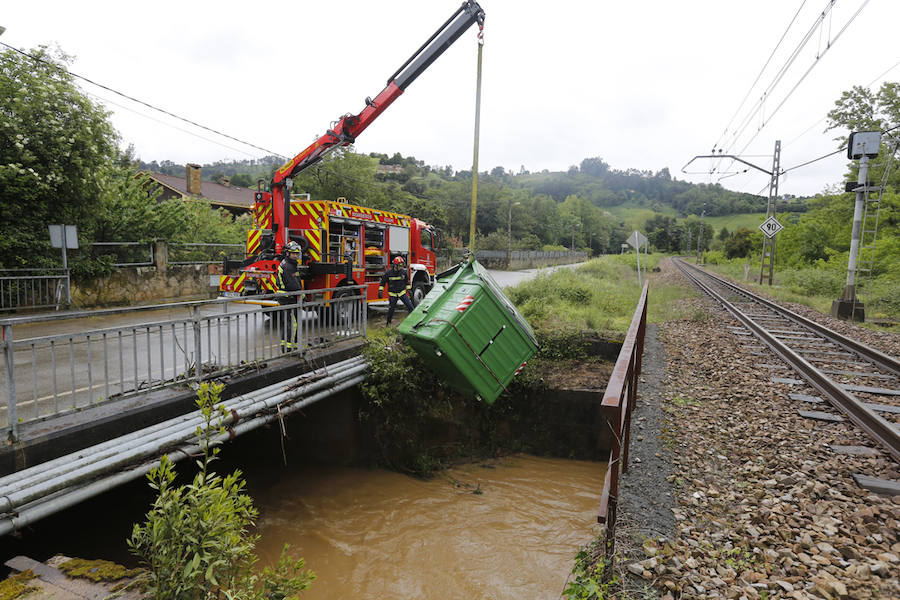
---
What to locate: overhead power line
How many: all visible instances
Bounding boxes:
[733,0,871,156]
[712,0,809,153]
[0,41,286,159]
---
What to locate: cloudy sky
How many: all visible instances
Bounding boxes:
[3,1,898,197]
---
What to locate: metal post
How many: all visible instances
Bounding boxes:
[506,201,519,268]
[634,243,642,288]
[758,141,781,285]
[191,306,202,385]
[696,208,705,263]
[3,325,16,442]
[843,155,869,301]
[60,227,71,305]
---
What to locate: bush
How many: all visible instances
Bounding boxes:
[780,267,845,297]
[129,382,315,599]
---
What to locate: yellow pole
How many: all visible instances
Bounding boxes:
[468,29,484,252]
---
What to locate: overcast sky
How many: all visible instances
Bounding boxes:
[4,1,899,198]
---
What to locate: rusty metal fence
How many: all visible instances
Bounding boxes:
[597,282,648,578]
[0,286,366,442]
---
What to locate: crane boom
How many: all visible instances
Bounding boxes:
[272,1,485,187]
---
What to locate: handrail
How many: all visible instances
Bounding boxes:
[596,282,649,578]
[0,285,367,441]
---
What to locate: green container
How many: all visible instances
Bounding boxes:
[397,258,539,404]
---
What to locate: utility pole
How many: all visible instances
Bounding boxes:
[696,206,706,263]
[758,140,781,286]
[831,131,881,321]
[506,201,520,268]
[682,142,782,283]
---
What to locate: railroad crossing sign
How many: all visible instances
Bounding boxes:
[626,230,647,249]
[759,216,783,238]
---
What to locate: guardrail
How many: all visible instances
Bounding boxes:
[166,242,244,266]
[90,241,154,267]
[0,270,70,312]
[597,282,648,579]
[0,286,366,441]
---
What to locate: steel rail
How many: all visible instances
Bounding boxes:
[678,260,900,376]
[674,259,900,462]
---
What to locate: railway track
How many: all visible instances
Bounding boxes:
[673,258,900,495]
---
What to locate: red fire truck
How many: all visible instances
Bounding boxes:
[220,1,484,307]
[220,194,439,305]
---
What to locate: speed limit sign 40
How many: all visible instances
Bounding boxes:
[759,216,783,238]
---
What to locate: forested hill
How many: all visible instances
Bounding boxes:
[141,154,785,218]
[139,152,809,254]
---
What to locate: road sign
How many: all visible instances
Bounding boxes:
[49,225,78,249]
[626,230,647,249]
[759,217,783,239]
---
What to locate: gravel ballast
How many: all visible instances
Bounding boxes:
[612,260,900,600]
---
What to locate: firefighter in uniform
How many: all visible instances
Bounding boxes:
[275,241,304,351]
[379,256,415,326]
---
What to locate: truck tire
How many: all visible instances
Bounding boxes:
[411,280,427,306]
[320,287,356,329]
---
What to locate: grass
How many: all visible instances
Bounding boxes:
[607,205,678,231]
[505,254,698,336]
[701,212,768,232]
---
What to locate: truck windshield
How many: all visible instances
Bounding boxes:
[420,229,433,250]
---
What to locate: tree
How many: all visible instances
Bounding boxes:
[724,228,756,259]
[0,45,118,268]
[827,82,900,188]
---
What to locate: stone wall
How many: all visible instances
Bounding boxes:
[71,264,217,307]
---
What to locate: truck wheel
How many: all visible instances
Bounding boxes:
[320,288,356,329]
[411,281,427,306]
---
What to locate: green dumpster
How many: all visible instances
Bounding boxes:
[397,258,539,404]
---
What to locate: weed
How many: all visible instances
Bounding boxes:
[671,395,695,407]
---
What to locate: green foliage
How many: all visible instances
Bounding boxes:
[128,382,314,599]
[0,45,118,269]
[780,264,845,297]
[723,227,757,258]
[359,329,452,477]
[563,539,618,600]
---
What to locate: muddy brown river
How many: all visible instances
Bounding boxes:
[253,454,606,599]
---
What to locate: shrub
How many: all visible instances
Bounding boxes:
[780,267,844,297]
[128,382,315,599]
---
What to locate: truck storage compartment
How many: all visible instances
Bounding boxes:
[397,258,538,404]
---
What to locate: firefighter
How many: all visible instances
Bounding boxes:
[379,256,415,326]
[275,240,304,351]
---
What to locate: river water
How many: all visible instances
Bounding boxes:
[252,454,606,600]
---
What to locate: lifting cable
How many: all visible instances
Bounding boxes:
[468,23,485,252]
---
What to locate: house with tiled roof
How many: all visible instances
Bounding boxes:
[146,164,254,214]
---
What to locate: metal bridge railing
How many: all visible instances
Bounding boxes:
[0,270,70,312]
[596,282,648,581]
[0,285,366,441]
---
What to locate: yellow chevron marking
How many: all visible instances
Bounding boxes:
[247,230,261,254]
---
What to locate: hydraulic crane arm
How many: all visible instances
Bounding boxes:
[272,1,485,187]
